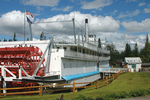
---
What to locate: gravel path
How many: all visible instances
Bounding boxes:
[118,95,150,100]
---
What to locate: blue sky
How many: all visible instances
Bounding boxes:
[0,0,150,51]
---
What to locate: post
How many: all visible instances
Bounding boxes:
[40,84,43,96]
[96,79,98,89]
[106,77,108,86]
[113,75,114,81]
[73,81,75,93]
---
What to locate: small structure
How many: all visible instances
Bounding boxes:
[123,57,142,72]
[141,63,150,71]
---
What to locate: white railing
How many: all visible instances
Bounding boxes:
[0,65,31,81]
[100,68,129,73]
[64,50,110,61]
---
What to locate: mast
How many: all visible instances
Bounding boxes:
[29,23,33,41]
[24,9,26,42]
[85,19,89,42]
[72,18,76,44]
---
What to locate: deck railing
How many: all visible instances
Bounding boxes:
[0,70,128,99]
[64,50,110,61]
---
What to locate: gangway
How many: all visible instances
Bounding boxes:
[100,68,129,79]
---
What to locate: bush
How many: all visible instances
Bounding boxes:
[105,93,120,99]
[96,95,109,100]
[129,89,148,97]
[96,89,150,100]
[119,91,130,98]
[71,94,94,100]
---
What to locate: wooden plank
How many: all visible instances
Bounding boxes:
[43,88,72,92]
[2,91,40,96]
[0,86,40,91]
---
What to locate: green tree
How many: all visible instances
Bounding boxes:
[9,39,12,42]
[132,43,139,57]
[124,43,132,57]
[13,32,17,41]
[98,38,102,48]
[27,38,29,41]
[3,38,7,42]
[40,32,44,40]
[105,42,119,65]
[105,42,115,51]
[140,34,150,63]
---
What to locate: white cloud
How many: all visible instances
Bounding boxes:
[51,6,73,12]
[36,6,44,13]
[117,9,140,18]
[81,0,113,9]
[111,10,118,15]
[144,8,150,13]
[24,0,59,7]
[95,32,145,51]
[138,2,146,7]
[0,10,147,51]
[0,10,24,36]
[0,10,120,40]
[122,18,150,33]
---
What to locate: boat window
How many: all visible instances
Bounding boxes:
[63,47,66,51]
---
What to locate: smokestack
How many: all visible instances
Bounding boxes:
[85,19,89,42]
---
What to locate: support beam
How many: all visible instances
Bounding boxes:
[32,38,53,76]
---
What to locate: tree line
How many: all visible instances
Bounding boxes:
[98,34,150,65]
[0,32,46,42]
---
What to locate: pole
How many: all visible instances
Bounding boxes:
[29,23,33,41]
[72,18,76,44]
[24,9,26,42]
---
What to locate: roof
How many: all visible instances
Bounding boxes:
[141,63,150,66]
[61,71,100,81]
[125,57,142,64]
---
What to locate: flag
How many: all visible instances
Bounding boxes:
[26,10,33,18]
[25,9,34,23]
[26,17,32,24]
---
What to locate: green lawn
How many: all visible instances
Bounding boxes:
[1,72,150,100]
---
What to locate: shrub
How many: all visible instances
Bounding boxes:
[96,95,108,100]
[147,88,150,94]
[71,94,94,100]
[105,93,120,99]
[119,91,130,98]
[129,89,148,97]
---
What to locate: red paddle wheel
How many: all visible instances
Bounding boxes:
[0,45,45,90]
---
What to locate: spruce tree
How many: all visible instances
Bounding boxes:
[124,43,132,57]
[132,43,139,57]
[98,38,102,48]
[140,34,150,63]
[13,32,17,41]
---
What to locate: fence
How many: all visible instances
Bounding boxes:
[0,70,128,99]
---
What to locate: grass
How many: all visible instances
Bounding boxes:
[1,72,150,100]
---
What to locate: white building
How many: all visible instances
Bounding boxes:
[124,57,142,72]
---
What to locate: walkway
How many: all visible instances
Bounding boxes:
[118,95,150,100]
